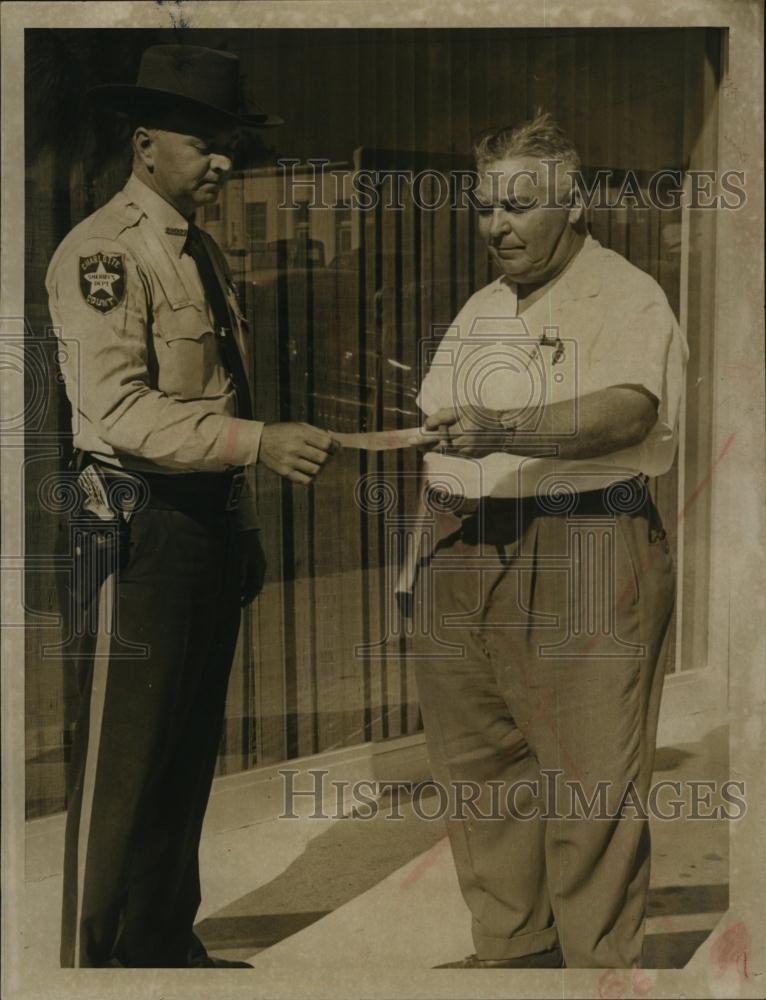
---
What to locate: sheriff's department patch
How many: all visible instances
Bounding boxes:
[79,252,125,313]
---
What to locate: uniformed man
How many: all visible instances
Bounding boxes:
[414,112,688,968]
[46,45,338,968]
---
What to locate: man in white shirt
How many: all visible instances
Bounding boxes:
[414,112,687,969]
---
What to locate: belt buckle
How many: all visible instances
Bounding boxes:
[226,471,246,511]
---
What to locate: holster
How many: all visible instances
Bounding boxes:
[66,456,131,617]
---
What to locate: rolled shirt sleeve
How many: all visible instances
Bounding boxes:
[47,237,264,473]
[582,275,689,440]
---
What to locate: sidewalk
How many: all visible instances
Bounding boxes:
[24,727,729,971]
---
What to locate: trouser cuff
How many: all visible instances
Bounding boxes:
[474,924,560,962]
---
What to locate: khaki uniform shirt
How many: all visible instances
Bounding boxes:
[417,235,689,498]
[46,173,263,526]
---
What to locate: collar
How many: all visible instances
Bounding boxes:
[548,234,603,304]
[122,173,190,258]
[490,234,603,306]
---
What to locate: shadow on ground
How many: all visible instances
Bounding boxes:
[196,727,730,968]
[644,882,729,968]
[195,788,444,959]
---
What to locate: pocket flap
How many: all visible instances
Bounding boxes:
[154,301,213,342]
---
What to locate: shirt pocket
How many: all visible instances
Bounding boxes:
[152,301,229,400]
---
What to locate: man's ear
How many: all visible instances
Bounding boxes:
[132,127,155,171]
[567,184,584,226]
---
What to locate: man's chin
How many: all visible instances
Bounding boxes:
[195,186,223,203]
[492,251,530,277]
[497,261,536,282]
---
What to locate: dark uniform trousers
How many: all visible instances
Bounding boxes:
[60,484,248,968]
[411,483,675,969]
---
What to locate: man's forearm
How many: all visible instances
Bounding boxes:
[431,387,659,460]
[499,388,657,459]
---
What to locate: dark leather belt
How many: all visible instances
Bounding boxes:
[427,476,651,521]
[497,476,652,519]
[428,477,664,548]
[83,456,246,515]
[139,468,246,513]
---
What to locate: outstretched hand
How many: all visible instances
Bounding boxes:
[421,406,514,457]
[258,422,341,484]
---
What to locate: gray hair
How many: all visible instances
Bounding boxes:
[473,110,582,176]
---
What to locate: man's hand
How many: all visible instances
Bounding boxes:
[258,422,340,484]
[422,406,513,457]
[240,529,267,606]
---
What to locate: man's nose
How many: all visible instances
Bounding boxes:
[210,152,233,175]
[489,209,512,241]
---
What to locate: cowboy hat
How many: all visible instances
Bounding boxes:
[87,44,283,129]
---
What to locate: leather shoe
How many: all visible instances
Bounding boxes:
[435,947,564,969]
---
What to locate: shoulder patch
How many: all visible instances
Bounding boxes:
[79,251,126,313]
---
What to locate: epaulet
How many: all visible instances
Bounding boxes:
[83,193,144,241]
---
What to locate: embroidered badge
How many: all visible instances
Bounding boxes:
[79,252,125,313]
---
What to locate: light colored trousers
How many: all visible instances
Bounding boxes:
[412,485,675,968]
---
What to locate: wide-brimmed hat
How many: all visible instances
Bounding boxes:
[87,44,283,129]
